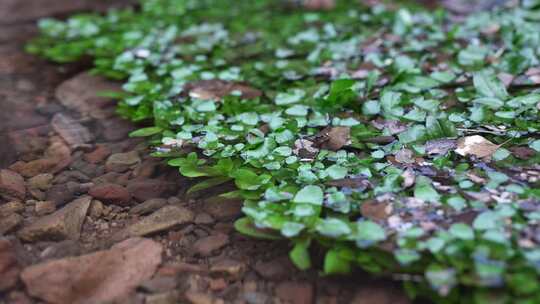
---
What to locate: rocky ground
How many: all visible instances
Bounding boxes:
[0,1,418,304]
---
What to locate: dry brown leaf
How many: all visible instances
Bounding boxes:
[455,135,499,159]
[316,126,351,151]
[425,139,457,156]
[360,200,392,222]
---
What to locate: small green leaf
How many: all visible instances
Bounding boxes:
[290,239,311,270]
[129,127,163,137]
[293,185,323,205]
[234,217,282,240]
[324,249,351,274]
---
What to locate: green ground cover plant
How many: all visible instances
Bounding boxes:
[28,0,540,302]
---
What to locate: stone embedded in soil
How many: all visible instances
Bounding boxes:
[254,257,291,281]
[112,205,194,241]
[105,151,141,173]
[18,196,91,242]
[275,281,314,304]
[0,213,23,235]
[88,183,132,206]
[192,233,229,257]
[21,237,162,304]
[51,113,94,149]
[0,238,20,292]
[126,179,177,202]
[210,259,246,277]
[0,169,26,201]
[129,198,168,215]
[202,198,243,220]
[351,284,410,304]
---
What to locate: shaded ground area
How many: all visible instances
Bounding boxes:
[0,1,415,304]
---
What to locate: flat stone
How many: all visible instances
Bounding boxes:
[192,233,229,257]
[51,113,94,149]
[210,259,246,277]
[130,198,168,215]
[105,151,141,173]
[54,71,122,115]
[202,198,243,220]
[21,237,162,304]
[0,213,23,235]
[254,257,291,281]
[112,205,194,241]
[84,145,111,164]
[0,238,20,292]
[88,183,132,206]
[35,201,56,216]
[11,158,59,178]
[18,196,91,242]
[0,169,26,201]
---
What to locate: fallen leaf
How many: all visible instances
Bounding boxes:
[371,119,408,135]
[360,200,392,222]
[293,138,319,160]
[510,146,536,160]
[316,126,351,151]
[395,149,414,164]
[455,135,499,159]
[401,168,416,188]
[326,176,372,191]
[425,139,457,156]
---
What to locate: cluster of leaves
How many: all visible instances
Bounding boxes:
[29,0,540,303]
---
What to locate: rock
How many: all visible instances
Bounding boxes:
[40,240,82,260]
[202,198,242,220]
[101,118,135,142]
[0,201,24,216]
[21,237,162,304]
[130,198,168,215]
[127,179,177,202]
[46,183,76,206]
[184,291,224,304]
[351,284,410,304]
[51,113,93,149]
[18,196,91,242]
[139,276,178,293]
[254,257,291,281]
[27,173,53,191]
[55,71,121,115]
[35,200,56,216]
[210,259,246,277]
[112,206,194,241]
[0,238,20,292]
[275,281,313,304]
[88,200,104,219]
[11,158,58,178]
[193,233,229,257]
[105,151,141,173]
[194,213,215,225]
[145,291,179,304]
[0,213,23,235]
[88,183,132,206]
[84,145,111,164]
[0,169,26,201]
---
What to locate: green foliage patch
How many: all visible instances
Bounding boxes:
[29,0,540,302]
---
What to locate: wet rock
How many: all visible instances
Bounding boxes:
[0,169,26,201]
[21,237,162,304]
[54,71,121,115]
[51,113,93,149]
[11,159,58,178]
[112,205,194,241]
[0,201,24,216]
[130,198,168,215]
[0,213,23,235]
[275,281,313,304]
[35,200,56,216]
[18,196,91,242]
[127,179,177,202]
[89,183,132,206]
[193,233,229,257]
[84,144,111,164]
[105,151,141,173]
[0,238,20,292]
[93,171,130,186]
[27,173,53,191]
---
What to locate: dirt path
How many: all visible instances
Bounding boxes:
[0,1,414,304]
